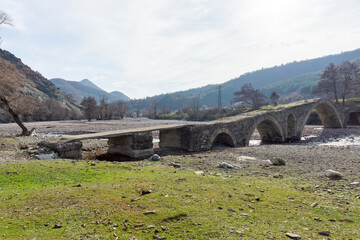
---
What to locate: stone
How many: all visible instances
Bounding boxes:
[270,157,286,166]
[144,210,156,215]
[150,154,161,161]
[325,170,343,180]
[227,208,236,212]
[217,162,235,169]
[286,232,301,239]
[141,190,152,195]
[153,236,166,240]
[34,152,58,160]
[38,140,82,159]
[349,181,359,186]
[53,223,62,229]
[318,231,330,236]
[311,202,318,208]
[169,163,181,168]
[194,171,204,175]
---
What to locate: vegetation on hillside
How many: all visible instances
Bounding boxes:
[124,49,360,113]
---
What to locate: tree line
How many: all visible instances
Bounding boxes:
[313,61,360,105]
[80,96,127,121]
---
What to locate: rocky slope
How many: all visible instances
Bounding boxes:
[0,48,82,122]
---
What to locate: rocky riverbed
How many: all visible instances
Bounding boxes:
[0,119,359,183]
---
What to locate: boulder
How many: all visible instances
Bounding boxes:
[325,169,343,180]
[38,140,83,159]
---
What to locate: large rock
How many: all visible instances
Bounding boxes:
[325,169,343,180]
[38,140,83,159]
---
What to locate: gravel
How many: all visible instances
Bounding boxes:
[1,120,360,183]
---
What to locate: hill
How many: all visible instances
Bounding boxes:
[50,78,130,103]
[126,48,360,113]
[0,49,82,122]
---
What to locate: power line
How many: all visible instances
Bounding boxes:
[218,85,222,109]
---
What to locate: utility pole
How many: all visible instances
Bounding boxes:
[218,85,222,109]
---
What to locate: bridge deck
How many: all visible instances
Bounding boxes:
[61,124,188,142]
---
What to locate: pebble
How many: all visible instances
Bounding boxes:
[311,202,318,208]
[217,162,235,169]
[270,157,286,166]
[169,163,181,168]
[144,210,156,215]
[149,154,161,161]
[153,236,166,240]
[286,232,301,239]
[325,169,342,180]
[53,223,62,229]
[141,190,152,195]
[318,231,330,236]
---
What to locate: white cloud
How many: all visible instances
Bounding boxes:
[1,0,360,98]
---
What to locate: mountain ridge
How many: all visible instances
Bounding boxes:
[125,48,360,113]
[50,78,130,103]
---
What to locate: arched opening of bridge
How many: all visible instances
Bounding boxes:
[306,103,342,128]
[287,114,296,140]
[256,119,284,143]
[212,132,235,149]
[347,112,360,126]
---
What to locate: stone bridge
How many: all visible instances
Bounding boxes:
[59,98,346,159]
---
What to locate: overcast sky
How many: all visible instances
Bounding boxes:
[1,0,360,99]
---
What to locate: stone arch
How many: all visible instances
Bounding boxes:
[347,112,360,126]
[298,99,343,138]
[209,128,236,148]
[304,100,343,129]
[287,114,296,140]
[245,116,285,144]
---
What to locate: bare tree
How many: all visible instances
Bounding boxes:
[114,100,127,119]
[147,100,158,119]
[161,104,170,117]
[233,83,267,110]
[338,61,360,105]
[270,92,280,106]
[313,63,339,103]
[80,97,98,121]
[0,11,12,45]
[314,62,360,106]
[0,12,34,135]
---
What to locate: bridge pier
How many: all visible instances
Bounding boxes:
[107,131,154,159]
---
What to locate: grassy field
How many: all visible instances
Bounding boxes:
[0,159,359,239]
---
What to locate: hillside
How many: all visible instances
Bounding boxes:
[126,48,360,113]
[0,49,82,122]
[50,78,130,103]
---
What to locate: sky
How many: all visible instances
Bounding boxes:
[0,0,360,99]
